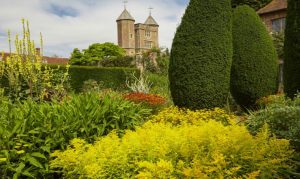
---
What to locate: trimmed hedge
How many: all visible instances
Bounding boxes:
[231,5,278,109]
[169,0,232,109]
[284,0,300,98]
[68,66,139,92]
[1,65,139,93]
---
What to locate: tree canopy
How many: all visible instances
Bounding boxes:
[69,42,125,65]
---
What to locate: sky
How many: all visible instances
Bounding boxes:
[0,0,189,57]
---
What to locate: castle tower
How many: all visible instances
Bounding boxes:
[134,10,159,54]
[116,7,136,55]
[144,13,159,49]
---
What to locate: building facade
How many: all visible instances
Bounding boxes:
[257,0,287,32]
[116,8,159,56]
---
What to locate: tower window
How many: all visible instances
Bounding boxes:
[130,33,133,38]
[145,31,151,37]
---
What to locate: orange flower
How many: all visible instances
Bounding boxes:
[123,92,166,106]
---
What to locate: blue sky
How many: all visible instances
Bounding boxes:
[0,0,190,57]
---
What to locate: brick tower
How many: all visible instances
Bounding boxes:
[116,7,136,55]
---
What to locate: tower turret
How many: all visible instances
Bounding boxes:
[116,7,136,55]
[143,11,159,50]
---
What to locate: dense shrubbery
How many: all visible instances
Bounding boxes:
[47,65,139,92]
[246,94,300,175]
[231,5,278,109]
[51,110,293,178]
[283,0,300,98]
[0,92,151,178]
[169,0,232,109]
[247,94,300,151]
[151,107,236,126]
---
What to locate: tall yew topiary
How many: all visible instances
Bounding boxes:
[169,0,232,109]
[284,0,300,98]
[231,5,278,109]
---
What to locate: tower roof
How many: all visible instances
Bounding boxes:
[117,9,135,21]
[144,15,159,26]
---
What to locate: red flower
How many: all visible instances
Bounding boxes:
[123,92,166,106]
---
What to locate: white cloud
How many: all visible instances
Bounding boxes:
[0,0,187,57]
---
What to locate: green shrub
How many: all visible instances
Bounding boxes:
[231,0,272,10]
[230,5,278,109]
[247,94,300,151]
[169,0,232,109]
[46,65,139,92]
[283,0,300,98]
[0,92,151,178]
[246,94,300,176]
[51,119,293,178]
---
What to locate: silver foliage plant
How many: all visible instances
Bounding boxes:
[126,72,152,94]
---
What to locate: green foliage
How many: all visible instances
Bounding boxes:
[69,48,83,65]
[247,94,300,151]
[169,0,233,109]
[246,94,300,175]
[283,0,300,98]
[231,5,278,109]
[69,42,126,65]
[100,56,135,68]
[46,65,139,92]
[0,92,151,178]
[51,116,293,178]
[272,31,285,59]
[231,0,272,10]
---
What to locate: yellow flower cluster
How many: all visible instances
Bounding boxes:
[51,119,292,178]
[150,106,237,126]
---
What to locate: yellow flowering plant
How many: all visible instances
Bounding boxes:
[50,110,294,178]
[0,19,69,101]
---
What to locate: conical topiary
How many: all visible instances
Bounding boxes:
[231,5,278,109]
[169,0,232,109]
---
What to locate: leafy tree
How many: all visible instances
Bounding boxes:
[284,0,300,98]
[231,5,278,109]
[231,0,272,10]
[70,48,84,65]
[69,42,125,65]
[169,0,232,109]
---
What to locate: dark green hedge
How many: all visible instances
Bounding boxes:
[67,66,139,92]
[231,5,278,109]
[169,0,232,109]
[284,0,300,98]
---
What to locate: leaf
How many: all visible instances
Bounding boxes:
[31,152,47,160]
[15,162,25,173]
[40,146,50,153]
[27,156,43,169]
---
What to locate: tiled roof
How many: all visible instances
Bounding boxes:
[1,52,69,65]
[117,9,135,21]
[144,15,158,26]
[257,0,287,14]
